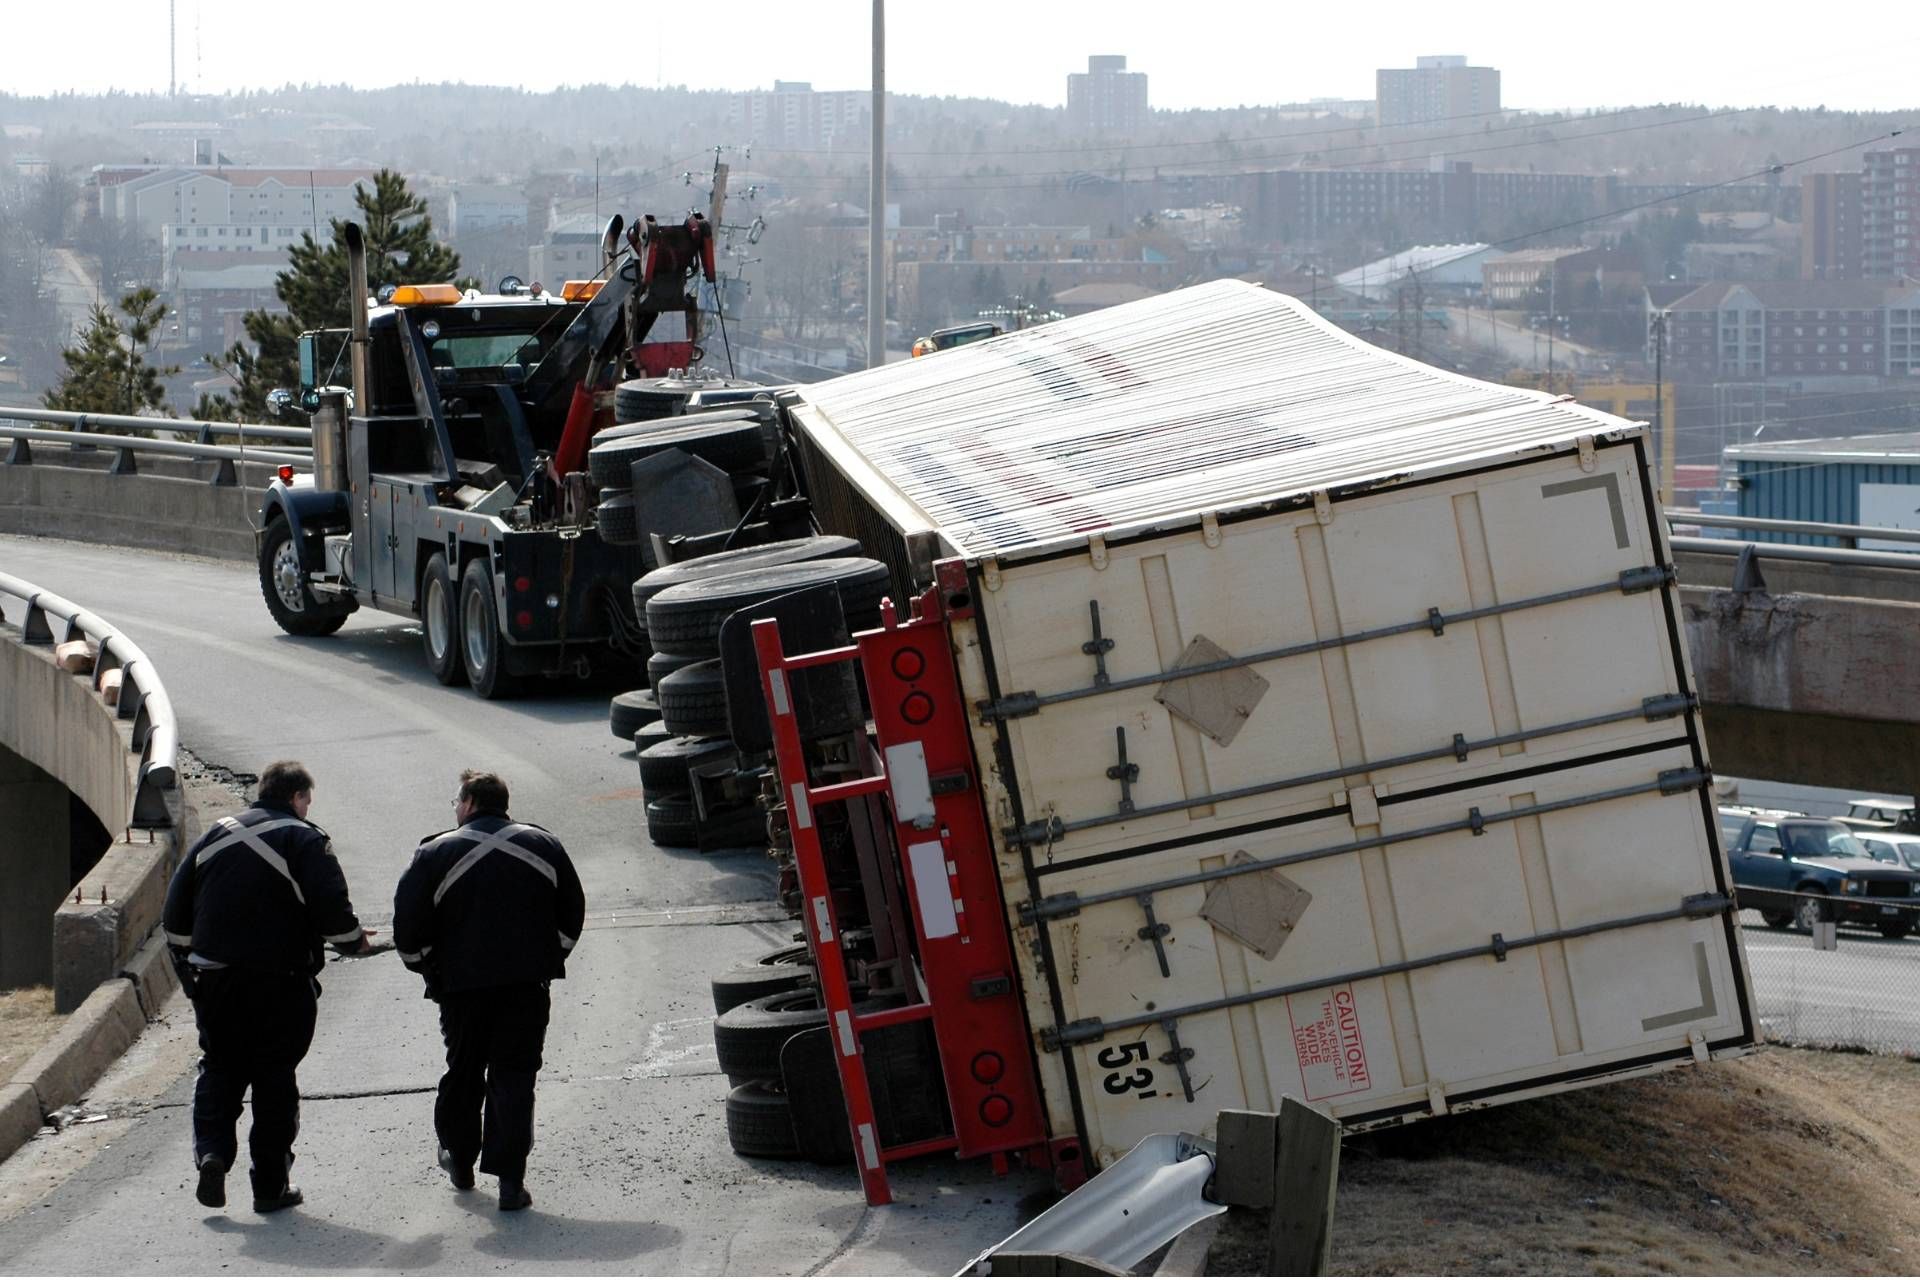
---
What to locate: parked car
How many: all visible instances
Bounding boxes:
[1857,831,1920,873]
[1719,806,1920,938]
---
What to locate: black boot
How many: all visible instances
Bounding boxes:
[195,1154,227,1209]
[497,1179,532,1212]
[438,1147,475,1191]
[252,1183,304,1214]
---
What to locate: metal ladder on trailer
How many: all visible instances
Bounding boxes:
[749,575,1051,1206]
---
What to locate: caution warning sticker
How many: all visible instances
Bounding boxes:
[1285,983,1373,1102]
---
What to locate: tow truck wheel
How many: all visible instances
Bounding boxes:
[257,516,349,638]
[421,553,466,686]
[458,559,519,699]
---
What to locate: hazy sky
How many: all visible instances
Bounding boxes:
[6,0,1918,114]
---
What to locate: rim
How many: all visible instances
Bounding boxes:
[1795,895,1824,930]
[463,586,491,674]
[272,540,305,612]
[425,575,450,661]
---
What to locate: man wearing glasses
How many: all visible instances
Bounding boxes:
[393,770,585,1211]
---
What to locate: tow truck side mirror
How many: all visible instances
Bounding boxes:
[265,387,295,417]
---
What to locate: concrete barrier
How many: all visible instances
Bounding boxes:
[0,463,261,561]
[0,1083,39,1159]
[7,979,147,1115]
[53,824,185,1013]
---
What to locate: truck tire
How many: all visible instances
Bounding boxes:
[1876,920,1911,940]
[420,552,465,685]
[586,420,767,488]
[458,559,520,699]
[595,491,641,545]
[633,720,672,755]
[609,689,662,739]
[631,535,861,625]
[725,1083,802,1160]
[714,989,899,1085]
[599,406,759,445]
[639,734,733,796]
[647,649,703,687]
[699,804,768,853]
[1793,886,1830,932]
[646,795,698,848]
[1760,909,1794,929]
[657,660,730,736]
[710,944,814,1015]
[645,558,890,658]
[613,378,691,423]
[258,516,350,638]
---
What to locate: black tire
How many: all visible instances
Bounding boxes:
[630,536,862,626]
[458,558,518,699]
[595,490,641,545]
[1876,921,1912,940]
[613,378,691,423]
[647,649,704,687]
[699,804,769,853]
[257,517,350,637]
[586,420,767,488]
[657,660,730,736]
[646,795,698,848]
[711,944,814,1015]
[633,720,673,754]
[638,734,733,796]
[646,558,890,658]
[609,689,662,739]
[1793,887,1830,933]
[420,552,466,685]
[714,988,898,1085]
[725,1083,802,1160]
[1761,910,1794,929]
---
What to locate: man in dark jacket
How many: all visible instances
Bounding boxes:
[162,760,379,1214]
[393,770,585,1211]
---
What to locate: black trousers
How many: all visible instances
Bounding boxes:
[435,982,550,1183]
[190,967,318,1195]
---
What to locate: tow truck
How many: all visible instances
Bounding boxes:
[254,204,741,696]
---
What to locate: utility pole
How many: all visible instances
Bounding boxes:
[169,0,176,98]
[1546,271,1556,388]
[1652,309,1672,504]
[866,0,886,370]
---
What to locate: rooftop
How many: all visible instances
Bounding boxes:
[1725,431,1920,464]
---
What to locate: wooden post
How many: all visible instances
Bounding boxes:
[1268,1097,1340,1276]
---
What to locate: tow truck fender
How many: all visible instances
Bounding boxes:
[258,480,350,570]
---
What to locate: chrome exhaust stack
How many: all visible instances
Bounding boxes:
[344,221,371,415]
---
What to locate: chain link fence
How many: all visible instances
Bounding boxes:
[1737,887,1920,1054]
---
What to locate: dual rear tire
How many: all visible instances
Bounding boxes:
[419,552,518,699]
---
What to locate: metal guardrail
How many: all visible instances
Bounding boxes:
[1,425,308,485]
[1668,535,1920,572]
[0,404,311,444]
[1666,509,1920,548]
[0,571,177,828]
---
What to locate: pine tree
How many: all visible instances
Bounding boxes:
[209,169,464,417]
[44,288,179,417]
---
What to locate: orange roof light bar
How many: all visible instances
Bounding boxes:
[560,280,604,302]
[390,284,461,306]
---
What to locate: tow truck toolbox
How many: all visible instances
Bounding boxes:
[746,279,1757,1203]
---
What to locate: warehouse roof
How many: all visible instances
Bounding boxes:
[793,279,1641,560]
[1724,432,1920,465]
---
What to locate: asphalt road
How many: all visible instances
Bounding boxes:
[0,534,1042,1274]
[1739,914,1920,1053]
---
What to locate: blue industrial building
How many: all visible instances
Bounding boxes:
[1725,433,1920,546]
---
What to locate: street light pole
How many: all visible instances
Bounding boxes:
[867,0,886,370]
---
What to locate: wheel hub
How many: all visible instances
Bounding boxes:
[426,577,450,660]
[272,541,305,612]
[463,588,490,673]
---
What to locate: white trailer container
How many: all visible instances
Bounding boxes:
[787,279,1756,1169]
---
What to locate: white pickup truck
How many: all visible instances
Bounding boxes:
[722,279,1756,1202]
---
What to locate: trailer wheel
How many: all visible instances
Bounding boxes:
[639,733,733,797]
[609,689,662,740]
[420,552,466,685]
[586,420,767,488]
[647,649,704,687]
[257,516,350,638]
[711,944,814,1015]
[630,535,861,626]
[458,559,519,699]
[595,490,642,545]
[633,719,673,754]
[657,660,731,736]
[714,988,898,1085]
[646,795,699,848]
[645,558,891,658]
[725,1083,802,1160]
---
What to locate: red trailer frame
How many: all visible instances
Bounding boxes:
[750,572,1069,1205]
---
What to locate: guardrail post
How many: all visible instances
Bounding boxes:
[196,423,215,444]
[21,603,54,645]
[1268,1098,1340,1276]
[108,446,138,475]
[4,438,29,466]
[204,458,238,486]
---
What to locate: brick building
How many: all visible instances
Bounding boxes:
[727,82,868,151]
[1863,146,1920,279]
[1068,56,1150,135]
[1802,172,1863,281]
[1375,55,1500,128]
[1662,280,1920,382]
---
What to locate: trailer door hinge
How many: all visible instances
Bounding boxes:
[980,691,1042,722]
[1659,767,1711,796]
[1312,489,1334,525]
[1088,533,1109,571]
[1020,890,1079,924]
[1041,1017,1106,1052]
[982,558,1002,592]
[1578,435,1596,471]
[1200,510,1222,548]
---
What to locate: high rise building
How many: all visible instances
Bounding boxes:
[1067,56,1149,135]
[1375,55,1500,128]
[1802,172,1862,281]
[1862,146,1920,279]
[727,82,869,151]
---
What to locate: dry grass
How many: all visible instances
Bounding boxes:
[0,987,60,1081]
[1208,1048,1920,1276]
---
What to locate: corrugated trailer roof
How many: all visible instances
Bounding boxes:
[793,279,1642,561]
